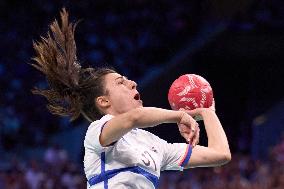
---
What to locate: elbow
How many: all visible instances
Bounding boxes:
[224,152,232,163]
[220,151,232,165]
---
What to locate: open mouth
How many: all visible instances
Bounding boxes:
[134,93,140,100]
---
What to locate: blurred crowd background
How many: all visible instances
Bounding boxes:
[1,0,284,188]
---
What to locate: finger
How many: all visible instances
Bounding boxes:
[196,125,200,145]
[178,124,191,133]
[192,126,200,147]
[180,132,191,143]
[187,126,196,145]
[196,124,200,145]
[179,131,190,142]
[192,137,199,148]
[188,121,198,145]
[191,123,199,146]
[178,123,193,143]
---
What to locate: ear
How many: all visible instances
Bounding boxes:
[96,96,111,109]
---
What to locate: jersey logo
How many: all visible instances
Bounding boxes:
[151,146,158,153]
[141,150,157,171]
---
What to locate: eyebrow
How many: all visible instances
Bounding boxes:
[115,76,124,80]
[115,76,128,80]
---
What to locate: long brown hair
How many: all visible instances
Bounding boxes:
[31,8,115,122]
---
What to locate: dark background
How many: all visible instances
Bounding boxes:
[1,0,284,188]
[143,27,284,152]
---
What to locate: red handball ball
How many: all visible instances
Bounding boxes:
[168,74,213,110]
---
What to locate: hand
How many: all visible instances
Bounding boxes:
[191,98,216,121]
[178,110,200,147]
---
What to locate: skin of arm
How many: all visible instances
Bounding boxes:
[185,109,231,168]
[99,107,197,147]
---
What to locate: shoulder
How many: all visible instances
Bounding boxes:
[89,114,114,129]
[84,114,115,151]
[91,114,114,126]
[86,114,114,138]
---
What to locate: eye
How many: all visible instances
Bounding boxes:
[117,76,128,85]
[118,79,125,84]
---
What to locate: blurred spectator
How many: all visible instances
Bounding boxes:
[44,144,68,168]
[25,160,44,189]
[1,0,284,188]
[1,0,202,152]
[0,130,282,188]
[271,133,284,163]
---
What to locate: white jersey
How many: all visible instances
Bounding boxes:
[84,114,192,189]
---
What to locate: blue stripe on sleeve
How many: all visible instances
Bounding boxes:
[180,145,192,167]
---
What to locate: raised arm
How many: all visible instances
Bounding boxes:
[99,107,198,147]
[184,108,231,168]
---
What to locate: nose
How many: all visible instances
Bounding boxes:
[129,80,137,90]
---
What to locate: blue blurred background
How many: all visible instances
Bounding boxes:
[1,0,284,188]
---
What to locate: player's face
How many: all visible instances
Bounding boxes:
[103,73,143,114]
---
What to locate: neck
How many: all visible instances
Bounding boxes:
[105,108,119,116]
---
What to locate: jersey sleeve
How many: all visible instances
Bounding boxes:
[84,114,114,153]
[159,139,192,171]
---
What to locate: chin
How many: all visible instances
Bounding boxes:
[133,104,143,109]
[137,104,143,108]
[136,100,143,107]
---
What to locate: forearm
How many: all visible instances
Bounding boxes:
[100,107,183,146]
[201,110,231,158]
[131,107,183,128]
